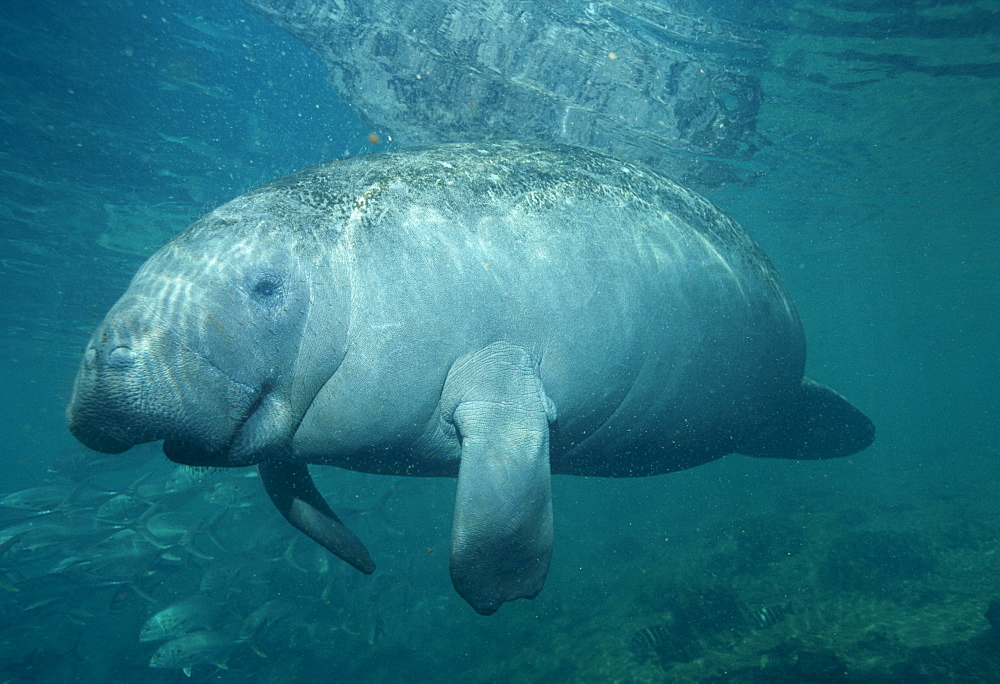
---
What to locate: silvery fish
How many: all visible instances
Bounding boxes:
[140,594,221,642]
[148,630,239,677]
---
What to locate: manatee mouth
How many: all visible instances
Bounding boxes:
[70,423,135,455]
[162,440,225,467]
[161,387,291,468]
[67,395,157,455]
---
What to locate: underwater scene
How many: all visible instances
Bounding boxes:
[1,0,998,681]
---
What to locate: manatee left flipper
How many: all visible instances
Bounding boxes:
[257,460,375,574]
[441,342,556,615]
[740,377,875,460]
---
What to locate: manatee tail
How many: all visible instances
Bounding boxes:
[740,377,874,460]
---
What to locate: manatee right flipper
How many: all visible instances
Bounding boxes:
[258,460,375,574]
[740,377,875,460]
[441,342,556,615]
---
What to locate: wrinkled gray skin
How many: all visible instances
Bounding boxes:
[68,142,874,614]
[242,0,765,188]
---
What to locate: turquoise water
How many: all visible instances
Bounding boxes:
[1,1,997,680]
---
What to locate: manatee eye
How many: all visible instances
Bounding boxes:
[251,277,282,300]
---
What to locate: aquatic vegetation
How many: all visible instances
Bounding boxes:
[629,584,755,666]
[822,530,935,593]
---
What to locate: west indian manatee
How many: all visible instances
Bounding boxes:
[242,0,766,187]
[67,142,874,614]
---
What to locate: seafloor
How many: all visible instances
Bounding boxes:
[1,446,996,682]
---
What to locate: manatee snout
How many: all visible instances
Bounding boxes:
[67,313,253,462]
[66,321,139,449]
[67,407,132,455]
[81,322,138,369]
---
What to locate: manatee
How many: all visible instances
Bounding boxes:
[67,142,874,615]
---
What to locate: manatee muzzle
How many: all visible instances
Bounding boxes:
[68,416,135,455]
[67,342,149,454]
[68,321,263,464]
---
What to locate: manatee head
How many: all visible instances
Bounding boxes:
[67,180,350,467]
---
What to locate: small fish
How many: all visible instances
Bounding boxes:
[109,582,156,613]
[239,600,296,642]
[0,573,19,592]
[95,493,153,526]
[0,530,28,559]
[47,445,140,481]
[202,476,255,508]
[1,483,94,513]
[751,603,790,629]
[140,594,220,642]
[198,554,269,596]
[239,599,300,657]
[89,528,167,563]
[137,466,199,499]
[148,630,238,677]
[629,624,671,655]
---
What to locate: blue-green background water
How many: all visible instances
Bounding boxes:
[1,1,997,681]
